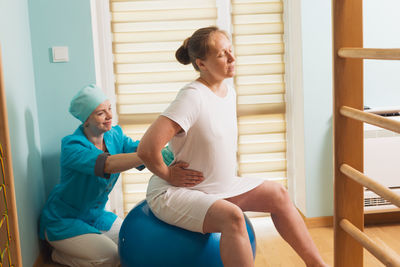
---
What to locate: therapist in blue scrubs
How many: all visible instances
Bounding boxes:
[39,84,173,267]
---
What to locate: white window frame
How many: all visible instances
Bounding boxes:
[90,0,116,112]
[216,0,232,34]
[90,0,124,217]
[283,0,306,214]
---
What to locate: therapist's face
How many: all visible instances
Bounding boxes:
[86,100,113,133]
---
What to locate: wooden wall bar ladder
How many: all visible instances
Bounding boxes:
[333,0,400,266]
[0,45,22,266]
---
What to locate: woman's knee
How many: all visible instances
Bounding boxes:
[91,246,119,266]
[225,205,246,232]
[269,183,292,211]
[49,233,120,267]
[51,246,119,267]
[214,204,246,234]
[92,252,119,267]
[203,200,246,233]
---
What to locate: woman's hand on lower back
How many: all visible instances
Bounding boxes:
[167,161,204,187]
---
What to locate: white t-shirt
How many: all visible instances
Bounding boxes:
[149,81,262,198]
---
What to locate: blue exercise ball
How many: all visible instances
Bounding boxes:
[119,200,256,267]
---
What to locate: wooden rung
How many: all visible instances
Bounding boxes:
[340,219,400,267]
[340,164,400,208]
[0,214,6,229]
[340,106,400,134]
[338,48,400,60]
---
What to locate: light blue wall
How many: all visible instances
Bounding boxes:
[0,1,46,266]
[28,0,96,196]
[300,0,334,217]
[1,0,96,265]
[364,0,400,108]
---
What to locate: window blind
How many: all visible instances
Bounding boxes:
[110,0,218,215]
[232,0,287,189]
[109,0,287,216]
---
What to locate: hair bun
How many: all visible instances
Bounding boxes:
[183,38,190,49]
[175,38,191,65]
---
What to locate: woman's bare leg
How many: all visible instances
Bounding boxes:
[226,181,328,267]
[203,200,254,267]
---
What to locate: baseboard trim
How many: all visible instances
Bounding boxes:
[365,208,400,225]
[34,241,66,267]
[34,252,46,267]
[298,212,333,228]
[298,209,400,228]
[33,241,48,267]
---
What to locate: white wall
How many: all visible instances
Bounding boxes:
[364,0,400,108]
[301,0,334,217]
[286,0,333,217]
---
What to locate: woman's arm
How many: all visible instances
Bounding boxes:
[138,115,204,187]
[103,152,143,174]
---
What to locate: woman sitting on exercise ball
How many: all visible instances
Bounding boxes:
[138,26,328,267]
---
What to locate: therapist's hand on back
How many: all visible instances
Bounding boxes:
[167,161,204,187]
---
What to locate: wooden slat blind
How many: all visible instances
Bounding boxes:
[232,0,287,188]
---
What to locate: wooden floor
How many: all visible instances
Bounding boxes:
[41,217,400,267]
[252,217,400,266]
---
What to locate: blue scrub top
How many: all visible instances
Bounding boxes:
[39,125,143,241]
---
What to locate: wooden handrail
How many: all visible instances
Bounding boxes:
[338,48,400,60]
[340,106,400,134]
[0,44,22,266]
[340,219,400,267]
[341,164,400,208]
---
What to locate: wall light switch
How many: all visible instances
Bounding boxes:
[52,46,69,62]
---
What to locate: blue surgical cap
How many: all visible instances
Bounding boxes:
[69,84,108,123]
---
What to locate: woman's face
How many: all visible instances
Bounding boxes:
[198,32,235,80]
[86,100,113,133]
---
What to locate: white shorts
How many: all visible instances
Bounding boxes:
[146,175,262,233]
